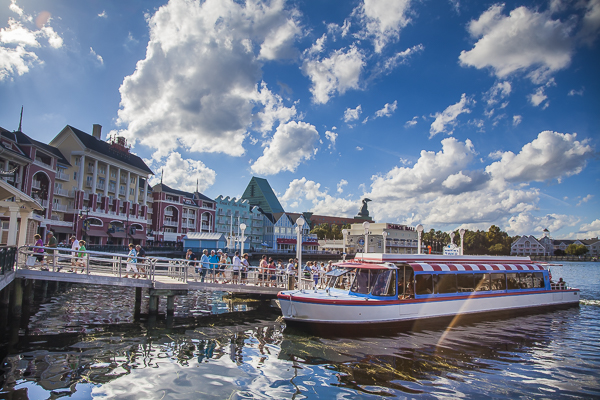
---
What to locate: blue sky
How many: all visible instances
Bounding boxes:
[1,0,599,239]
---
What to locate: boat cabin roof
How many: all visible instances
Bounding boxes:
[333,261,397,270]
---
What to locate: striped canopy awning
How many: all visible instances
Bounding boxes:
[408,263,545,272]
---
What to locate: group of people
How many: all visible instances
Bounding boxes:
[183,250,336,288]
[185,249,251,284]
[125,243,147,278]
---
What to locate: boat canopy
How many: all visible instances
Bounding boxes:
[333,262,397,270]
[408,262,546,272]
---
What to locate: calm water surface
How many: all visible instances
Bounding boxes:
[1,262,599,399]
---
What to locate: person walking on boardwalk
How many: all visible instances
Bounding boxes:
[232,251,242,285]
[220,252,231,283]
[69,236,80,272]
[186,249,198,281]
[258,255,268,286]
[241,253,250,284]
[45,231,58,271]
[209,250,220,282]
[136,245,147,278]
[199,249,210,282]
[125,243,138,278]
[76,240,87,273]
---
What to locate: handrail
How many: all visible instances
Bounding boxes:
[15,245,335,291]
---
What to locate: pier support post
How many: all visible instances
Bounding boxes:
[23,280,34,305]
[41,280,48,300]
[1,284,11,306]
[149,295,159,315]
[134,287,142,317]
[11,279,23,316]
[166,296,175,316]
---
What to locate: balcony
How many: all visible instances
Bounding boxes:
[33,159,52,169]
[188,221,195,228]
[53,203,67,212]
[147,207,153,214]
[54,187,68,197]
[87,166,94,174]
[119,189,126,196]
[164,220,178,227]
[55,170,69,181]
[165,210,174,217]
[85,181,92,188]
[97,182,105,190]
[108,186,116,193]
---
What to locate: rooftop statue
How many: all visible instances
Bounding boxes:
[358,198,371,217]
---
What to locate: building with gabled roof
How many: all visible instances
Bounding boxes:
[151,183,216,245]
[241,176,284,214]
[48,124,154,245]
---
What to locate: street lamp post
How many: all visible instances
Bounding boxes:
[459,228,465,255]
[382,231,388,254]
[363,221,370,257]
[240,223,246,253]
[296,217,305,290]
[416,224,424,255]
[342,229,348,261]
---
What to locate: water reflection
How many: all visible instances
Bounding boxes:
[1,263,600,399]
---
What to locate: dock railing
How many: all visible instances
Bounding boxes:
[16,245,334,291]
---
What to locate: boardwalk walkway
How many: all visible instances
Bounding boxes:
[11,245,317,295]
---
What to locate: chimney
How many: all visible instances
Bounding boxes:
[92,124,102,139]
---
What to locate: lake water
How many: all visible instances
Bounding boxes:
[1,262,599,399]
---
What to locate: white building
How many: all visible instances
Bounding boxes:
[345,222,418,254]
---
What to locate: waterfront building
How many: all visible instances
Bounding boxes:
[345,222,418,254]
[182,232,227,251]
[214,195,251,252]
[267,212,318,253]
[48,125,154,245]
[510,235,549,256]
[0,126,72,242]
[241,176,284,214]
[151,183,216,245]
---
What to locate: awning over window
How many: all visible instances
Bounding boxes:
[86,229,108,237]
[108,231,127,238]
[130,232,147,240]
[51,226,75,234]
[408,263,545,272]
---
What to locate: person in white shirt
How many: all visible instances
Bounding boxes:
[69,236,80,272]
[232,251,242,285]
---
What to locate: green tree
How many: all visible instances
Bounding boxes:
[566,244,589,256]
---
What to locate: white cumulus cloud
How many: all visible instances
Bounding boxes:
[146,152,216,193]
[355,0,413,53]
[250,121,319,175]
[429,93,474,137]
[486,131,593,183]
[459,4,573,83]
[113,0,303,160]
[302,44,365,104]
[374,100,397,118]
[343,105,362,123]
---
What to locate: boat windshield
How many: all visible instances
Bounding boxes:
[325,268,353,290]
[350,268,396,296]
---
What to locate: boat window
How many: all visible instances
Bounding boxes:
[398,266,414,298]
[518,272,534,289]
[386,270,397,296]
[350,269,373,294]
[415,274,433,295]
[475,273,491,291]
[506,273,519,290]
[371,270,396,297]
[457,273,475,292]
[326,268,352,289]
[533,272,545,288]
[491,273,506,290]
[434,274,457,294]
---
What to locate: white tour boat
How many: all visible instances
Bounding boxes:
[277,253,580,328]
